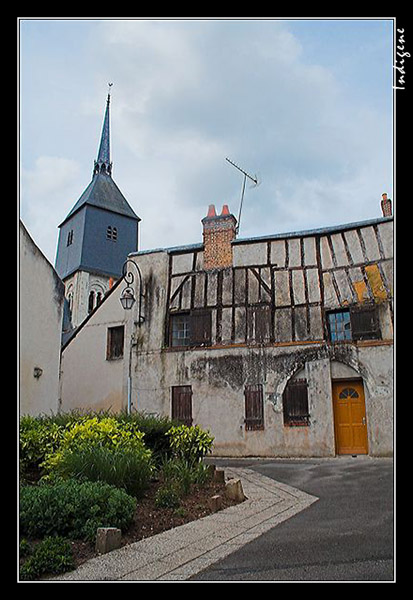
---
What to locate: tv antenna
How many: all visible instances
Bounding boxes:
[225,157,260,234]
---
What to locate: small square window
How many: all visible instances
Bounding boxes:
[106,326,124,360]
[327,310,351,342]
[170,314,190,347]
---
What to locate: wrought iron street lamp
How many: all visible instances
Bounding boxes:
[119,258,145,415]
[119,259,145,325]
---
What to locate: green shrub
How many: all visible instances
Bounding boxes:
[20,416,65,475]
[167,424,214,464]
[42,416,151,476]
[54,445,153,498]
[189,460,213,485]
[160,457,213,496]
[160,458,193,496]
[116,411,178,463]
[155,483,181,509]
[19,536,74,581]
[20,479,136,542]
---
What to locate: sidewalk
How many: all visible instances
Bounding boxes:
[52,467,318,581]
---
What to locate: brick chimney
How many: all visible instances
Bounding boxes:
[202,204,237,270]
[381,193,392,217]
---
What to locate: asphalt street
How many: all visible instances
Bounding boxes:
[191,457,394,582]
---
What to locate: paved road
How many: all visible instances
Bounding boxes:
[191,457,394,582]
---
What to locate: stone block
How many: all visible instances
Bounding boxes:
[95,527,122,555]
[208,494,223,512]
[213,469,225,484]
[225,478,246,502]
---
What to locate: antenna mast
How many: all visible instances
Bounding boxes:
[225,157,259,234]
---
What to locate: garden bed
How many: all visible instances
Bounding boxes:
[60,476,240,570]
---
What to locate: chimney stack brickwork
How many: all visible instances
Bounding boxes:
[381,193,392,217]
[202,204,237,270]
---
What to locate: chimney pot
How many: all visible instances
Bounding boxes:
[221,204,230,216]
[207,204,217,218]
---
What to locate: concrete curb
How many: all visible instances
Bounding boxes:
[52,467,318,581]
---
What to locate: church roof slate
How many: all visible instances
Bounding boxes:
[59,171,140,226]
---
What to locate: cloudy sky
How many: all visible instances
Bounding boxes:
[19,18,394,264]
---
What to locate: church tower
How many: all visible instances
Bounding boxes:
[55,88,140,327]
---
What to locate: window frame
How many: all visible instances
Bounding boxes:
[169,312,191,348]
[106,325,125,360]
[171,385,193,426]
[326,305,381,342]
[169,309,212,348]
[244,384,265,431]
[283,378,310,427]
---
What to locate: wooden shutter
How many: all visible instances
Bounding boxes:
[283,379,309,426]
[244,384,264,430]
[172,385,193,426]
[190,310,212,347]
[350,306,380,341]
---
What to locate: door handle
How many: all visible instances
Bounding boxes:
[362,417,366,425]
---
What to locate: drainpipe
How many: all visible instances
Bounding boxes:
[127,331,137,414]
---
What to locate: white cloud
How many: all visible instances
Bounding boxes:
[20,156,81,262]
[20,20,393,259]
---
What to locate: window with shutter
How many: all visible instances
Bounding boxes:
[283,379,309,426]
[326,307,380,342]
[244,384,264,430]
[190,309,212,347]
[171,385,193,426]
[350,306,380,341]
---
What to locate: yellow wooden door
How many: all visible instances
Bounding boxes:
[332,381,368,455]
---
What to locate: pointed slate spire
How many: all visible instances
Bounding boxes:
[93,84,113,177]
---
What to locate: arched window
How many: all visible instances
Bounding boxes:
[88,291,95,313]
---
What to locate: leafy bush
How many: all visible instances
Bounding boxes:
[42,417,151,476]
[167,424,214,464]
[116,411,178,463]
[20,416,65,476]
[20,479,136,542]
[54,446,153,498]
[19,536,74,580]
[160,456,213,497]
[155,483,181,509]
[160,458,193,496]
